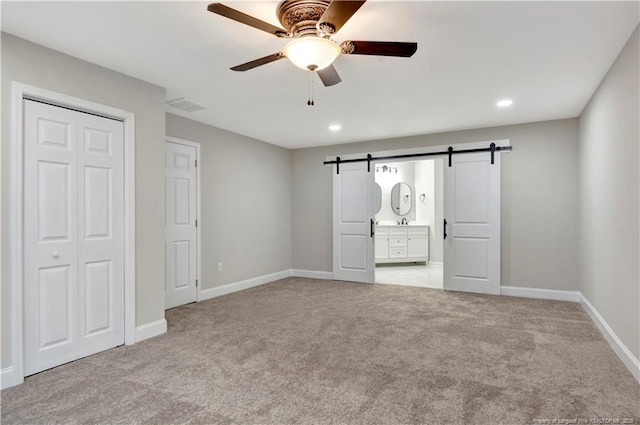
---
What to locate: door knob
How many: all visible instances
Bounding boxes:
[52,251,60,259]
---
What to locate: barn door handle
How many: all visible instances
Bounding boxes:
[443,219,448,240]
[370,218,375,238]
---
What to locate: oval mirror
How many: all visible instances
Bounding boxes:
[374,183,382,214]
[391,182,412,216]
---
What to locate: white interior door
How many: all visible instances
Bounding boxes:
[165,141,198,309]
[443,152,501,295]
[77,113,125,357]
[332,161,375,283]
[23,100,124,376]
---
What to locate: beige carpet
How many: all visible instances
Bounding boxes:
[2,277,638,424]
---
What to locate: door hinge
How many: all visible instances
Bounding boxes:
[195,159,197,167]
[195,279,198,287]
[195,219,198,227]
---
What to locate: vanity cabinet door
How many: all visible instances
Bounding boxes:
[407,227,429,260]
[375,235,389,260]
[374,226,389,261]
[408,235,428,259]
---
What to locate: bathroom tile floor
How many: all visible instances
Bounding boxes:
[375,263,443,289]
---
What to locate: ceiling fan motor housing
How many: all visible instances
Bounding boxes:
[277,0,331,37]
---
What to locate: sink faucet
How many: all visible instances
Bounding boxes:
[401,218,408,225]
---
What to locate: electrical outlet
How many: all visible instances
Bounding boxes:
[217,262,223,272]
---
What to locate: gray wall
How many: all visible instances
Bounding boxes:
[166,114,292,289]
[578,26,639,360]
[1,34,167,369]
[291,118,580,291]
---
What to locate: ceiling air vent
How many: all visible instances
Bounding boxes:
[166,97,207,112]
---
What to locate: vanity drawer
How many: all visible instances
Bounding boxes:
[375,226,389,236]
[408,226,429,236]
[389,247,408,258]
[389,227,408,236]
[389,236,408,247]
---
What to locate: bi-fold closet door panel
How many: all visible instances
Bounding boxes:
[23,100,124,376]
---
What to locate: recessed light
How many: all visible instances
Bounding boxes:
[496,99,513,108]
[329,124,342,131]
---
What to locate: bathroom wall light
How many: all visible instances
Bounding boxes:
[329,124,341,131]
[419,194,426,202]
[497,99,513,108]
[376,165,398,173]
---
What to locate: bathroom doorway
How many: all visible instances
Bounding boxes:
[373,159,444,289]
[331,139,506,294]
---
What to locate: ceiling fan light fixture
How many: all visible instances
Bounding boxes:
[283,37,341,71]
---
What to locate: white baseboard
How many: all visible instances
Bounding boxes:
[2,321,169,388]
[500,285,581,302]
[199,269,291,302]
[1,366,22,390]
[501,286,639,383]
[429,261,443,268]
[291,269,333,280]
[580,294,640,383]
[135,319,167,343]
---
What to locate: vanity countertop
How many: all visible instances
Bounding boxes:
[376,223,430,227]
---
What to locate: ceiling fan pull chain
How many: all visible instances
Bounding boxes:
[307,71,311,105]
[307,71,315,106]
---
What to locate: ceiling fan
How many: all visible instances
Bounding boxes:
[207,0,418,87]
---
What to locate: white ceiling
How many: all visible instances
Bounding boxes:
[2,1,638,149]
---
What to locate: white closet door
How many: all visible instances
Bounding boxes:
[77,113,125,357]
[23,100,124,375]
[444,152,501,295]
[24,101,80,375]
[332,161,375,283]
[165,142,197,309]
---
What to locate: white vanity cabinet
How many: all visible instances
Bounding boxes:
[375,225,429,264]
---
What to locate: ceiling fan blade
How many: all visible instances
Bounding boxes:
[317,65,342,87]
[207,3,288,38]
[341,41,418,57]
[230,53,285,71]
[317,0,366,35]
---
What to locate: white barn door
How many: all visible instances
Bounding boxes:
[23,100,124,375]
[165,141,198,309]
[332,161,375,283]
[444,152,501,295]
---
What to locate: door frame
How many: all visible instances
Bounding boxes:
[8,82,136,388]
[326,139,510,283]
[165,137,202,304]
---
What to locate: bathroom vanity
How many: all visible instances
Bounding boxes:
[375,225,429,264]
